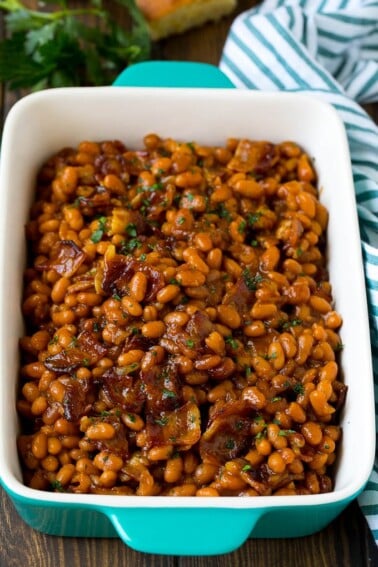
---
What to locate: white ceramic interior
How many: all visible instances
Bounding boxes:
[0,87,375,511]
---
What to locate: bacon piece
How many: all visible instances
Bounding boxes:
[222,274,256,321]
[227,140,278,174]
[146,402,201,449]
[44,330,108,373]
[185,311,213,341]
[86,417,129,458]
[141,363,182,415]
[35,240,86,277]
[63,379,94,422]
[77,191,111,210]
[200,400,252,465]
[97,368,145,414]
[101,255,164,300]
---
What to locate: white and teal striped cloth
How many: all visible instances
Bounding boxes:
[220,0,378,543]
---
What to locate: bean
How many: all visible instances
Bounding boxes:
[309,295,332,314]
[301,422,323,445]
[267,452,286,474]
[129,272,148,302]
[31,432,48,460]
[117,349,144,367]
[195,354,222,370]
[93,451,123,471]
[194,232,212,252]
[148,445,173,461]
[56,464,76,486]
[250,302,277,319]
[86,422,115,441]
[164,457,184,484]
[157,284,180,304]
[21,382,39,403]
[176,268,206,287]
[122,296,143,317]
[141,320,166,338]
[167,484,197,496]
[196,487,219,497]
[232,178,263,199]
[121,413,144,431]
[31,396,48,416]
[47,437,62,456]
[207,248,222,269]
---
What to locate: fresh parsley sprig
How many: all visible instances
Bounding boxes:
[0,0,151,90]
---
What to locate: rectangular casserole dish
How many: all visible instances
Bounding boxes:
[0,84,375,556]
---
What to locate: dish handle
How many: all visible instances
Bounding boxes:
[113,61,235,88]
[103,506,262,555]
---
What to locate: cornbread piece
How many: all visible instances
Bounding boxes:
[136,0,237,40]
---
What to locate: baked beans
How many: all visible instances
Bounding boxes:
[17,134,346,496]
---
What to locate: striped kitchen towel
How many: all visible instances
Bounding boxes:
[220,0,378,543]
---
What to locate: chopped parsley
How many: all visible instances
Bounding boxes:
[185,339,195,349]
[50,480,64,492]
[125,223,137,237]
[237,220,247,234]
[225,336,238,349]
[246,212,262,226]
[281,318,303,330]
[162,389,177,399]
[293,383,305,395]
[155,416,169,427]
[242,268,263,291]
[90,216,107,243]
[278,429,296,437]
[122,237,142,253]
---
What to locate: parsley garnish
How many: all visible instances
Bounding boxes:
[50,479,64,492]
[293,383,305,395]
[90,216,107,243]
[225,336,238,349]
[0,0,151,91]
[281,318,303,330]
[278,429,296,437]
[242,268,263,291]
[126,223,137,238]
[246,212,262,226]
[122,237,142,253]
[162,389,177,399]
[237,220,247,234]
[185,339,195,348]
[154,416,169,426]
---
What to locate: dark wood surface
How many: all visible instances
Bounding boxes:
[1,1,378,565]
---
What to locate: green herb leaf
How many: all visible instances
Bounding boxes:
[90,216,107,243]
[225,336,238,349]
[242,268,263,291]
[126,222,137,237]
[154,416,169,427]
[0,0,151,90]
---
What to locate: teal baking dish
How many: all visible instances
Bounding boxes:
[0,62,375,556]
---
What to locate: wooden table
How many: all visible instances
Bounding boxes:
[1,1,377,565]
